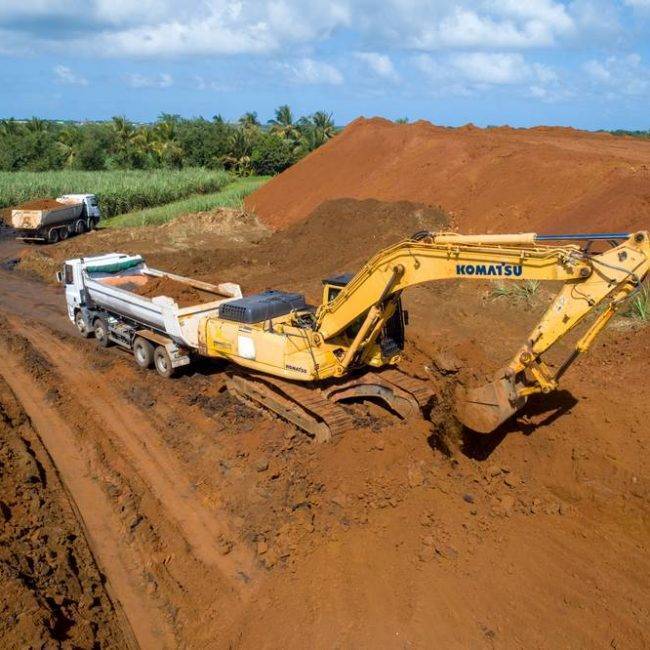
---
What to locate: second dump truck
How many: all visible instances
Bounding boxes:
[9,194,100,243]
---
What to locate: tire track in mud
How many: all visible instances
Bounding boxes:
[14,317,259,587]
[0,345,174,649]
[0,312,264,646]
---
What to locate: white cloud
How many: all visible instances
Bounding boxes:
[125,72,173,88]
[450,52,527,84]
[53,64,87,85]
[354,52,399,81]
[91,2,351,57]
[280,57,343,85]
[624,0,650,7]
[191,74,230,92]
[415,50,563,99]
[0,0,631,59]
[582,54,649,96]
[359,0,577,51]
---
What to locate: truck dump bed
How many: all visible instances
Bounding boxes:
[11,198,83,230]
[79,254,242,349]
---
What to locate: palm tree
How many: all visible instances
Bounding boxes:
[111,115,137,146]
[238,111,260,128]
[152,117,183,167]
[56,126,82,167]
[311,111,336,140]
[221,127,255,176]
[0,118,23,137]
[296,111,337,154]
[268,105,300,142]
[24,117,49,133]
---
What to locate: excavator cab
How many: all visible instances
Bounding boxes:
[322,273,406,363]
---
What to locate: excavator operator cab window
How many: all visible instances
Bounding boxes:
[322,272,354,304]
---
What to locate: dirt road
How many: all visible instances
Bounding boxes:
[2,224,649,648]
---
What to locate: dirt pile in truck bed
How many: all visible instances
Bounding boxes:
[131,276,220,308]
[245,117,650,233]
[13,198,68,211]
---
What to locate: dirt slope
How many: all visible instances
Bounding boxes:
[245,118,650,233]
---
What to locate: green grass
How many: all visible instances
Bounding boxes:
[104,176,270,228]
[620,284,650,323]
[0,168,232,218]
[489,280,541,307]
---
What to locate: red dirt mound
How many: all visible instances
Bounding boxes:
[14,199,67,210]
[245,117,650,233]
[132,276,218,308]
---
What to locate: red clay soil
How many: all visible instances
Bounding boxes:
[13,198,67,211]
[131,276,218,308]
[245,117,650,233]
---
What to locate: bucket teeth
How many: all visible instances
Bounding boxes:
[455,374,527,434]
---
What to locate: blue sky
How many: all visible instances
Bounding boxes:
[1,1,649,129]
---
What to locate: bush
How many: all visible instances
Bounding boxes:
[251,133,296,175]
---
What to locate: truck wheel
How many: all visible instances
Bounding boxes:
[59,227,69,241]
[74,219,85,235]
[91,218,100,230]
[47,228,59,244]
[154,346,175,378]
[93,317,110,347]
[75,311,91,338]
[133,337,154,369]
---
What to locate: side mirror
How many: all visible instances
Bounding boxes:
[55,271,63,283]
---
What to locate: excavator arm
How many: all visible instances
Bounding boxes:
[316,231,649,432]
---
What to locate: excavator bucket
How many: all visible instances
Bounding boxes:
[455,373,527,434]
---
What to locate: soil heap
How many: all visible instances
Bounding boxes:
[13,199,68,210]
[245,117,650,233]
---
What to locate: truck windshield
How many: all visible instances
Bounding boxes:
[89,197,98,207]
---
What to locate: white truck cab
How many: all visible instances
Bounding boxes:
[59,194,101,223]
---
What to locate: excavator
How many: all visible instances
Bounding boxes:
[195,230,649,441]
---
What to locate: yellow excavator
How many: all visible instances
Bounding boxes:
[194,230,649,440]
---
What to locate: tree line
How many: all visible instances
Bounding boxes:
[0,106,337,175]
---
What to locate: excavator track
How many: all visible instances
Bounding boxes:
[376,368,436,410]
[226,372,355,442]
[226,367,436,442]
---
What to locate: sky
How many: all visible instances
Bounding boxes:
[1,0,650,130]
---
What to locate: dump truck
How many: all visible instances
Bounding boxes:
[61,230,649,440]
[10,194,101,243]
[59,253,242,376]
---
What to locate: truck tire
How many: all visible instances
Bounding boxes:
[133,337,154,369]
[91,218,100,230]
[74,219,85,235]
[47,228,59,244]
[154,346,175,378]
[93,317,110,347]
[75,311,91,338]
[59,227,69,241]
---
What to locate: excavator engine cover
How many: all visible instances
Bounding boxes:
[218,290,307,324]
[455,373,527,434]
